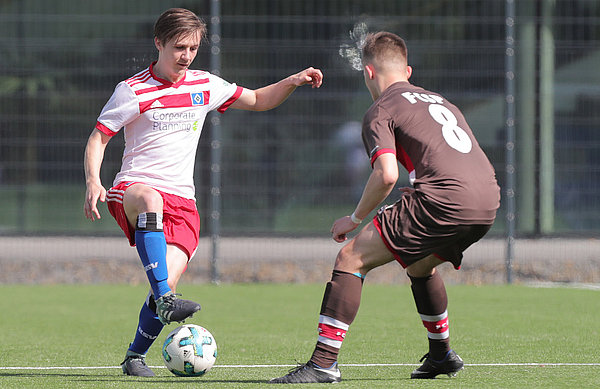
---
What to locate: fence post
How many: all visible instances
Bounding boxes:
[516,0,537,234]
[539,0,556,233]
[505,0,516,284]
[209,0,222,284]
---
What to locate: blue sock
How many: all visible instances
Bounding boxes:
[129,295,164,355]
[135,212,171,298]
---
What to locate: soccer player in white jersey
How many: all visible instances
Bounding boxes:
[83,8,323,377]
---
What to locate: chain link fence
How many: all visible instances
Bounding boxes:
[0,1,599,282]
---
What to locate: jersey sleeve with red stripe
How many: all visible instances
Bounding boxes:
[361,94,416,181]
[362,104,396,165]
[203,72,244,113]
[96,81,139,136]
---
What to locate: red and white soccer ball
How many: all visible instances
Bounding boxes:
[162,324,217,377]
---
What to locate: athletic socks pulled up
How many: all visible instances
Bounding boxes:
[409,271,451,360]
[128,294,164,356]
[135,212,171,299]
[310,270,364,368]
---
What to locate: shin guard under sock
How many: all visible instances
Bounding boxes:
[135,212,171,299]
[409,271,450,360]
[310,270,364,368]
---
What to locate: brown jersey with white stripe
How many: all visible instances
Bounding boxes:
[362,81,500,224]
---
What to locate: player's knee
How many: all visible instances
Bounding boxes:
[406,255,440,278]
[334,245,363,273]
[139,191,164,212]
[124,186,164,215]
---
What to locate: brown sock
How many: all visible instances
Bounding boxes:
[409,271,451,360]
[309,270,364,368]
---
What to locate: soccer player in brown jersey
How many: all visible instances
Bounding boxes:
[270,31,500,384]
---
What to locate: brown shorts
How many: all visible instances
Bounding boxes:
[373,191,493,270]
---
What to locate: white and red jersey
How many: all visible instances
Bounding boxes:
[96,62,243,200]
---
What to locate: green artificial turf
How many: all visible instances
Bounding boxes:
[1,283,598,388]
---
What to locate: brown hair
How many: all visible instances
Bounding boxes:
[362,31,408,69]
[154,8,207,45]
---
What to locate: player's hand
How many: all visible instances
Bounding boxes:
[84,181,106,221]
[330,215,359,243]
[291,67,323,88]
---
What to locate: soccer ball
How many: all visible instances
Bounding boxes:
[161,324,217,377]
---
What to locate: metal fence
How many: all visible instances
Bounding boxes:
[0,0,599,243]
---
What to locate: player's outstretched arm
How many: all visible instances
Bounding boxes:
[230,67,323,112]
[84,129,111,221]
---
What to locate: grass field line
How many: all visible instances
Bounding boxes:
[2,362,599,370]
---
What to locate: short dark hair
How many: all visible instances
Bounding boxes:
[362,31,408,68]
[154,8,207,45]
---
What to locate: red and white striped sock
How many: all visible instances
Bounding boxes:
[317,315,349,349]
[420,310,449,340]
[309,270,363,368]
[410,272,451,360]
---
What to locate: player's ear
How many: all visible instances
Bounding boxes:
[364,64,375,79]
[154,37,163,51]
[406,65,413,80]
